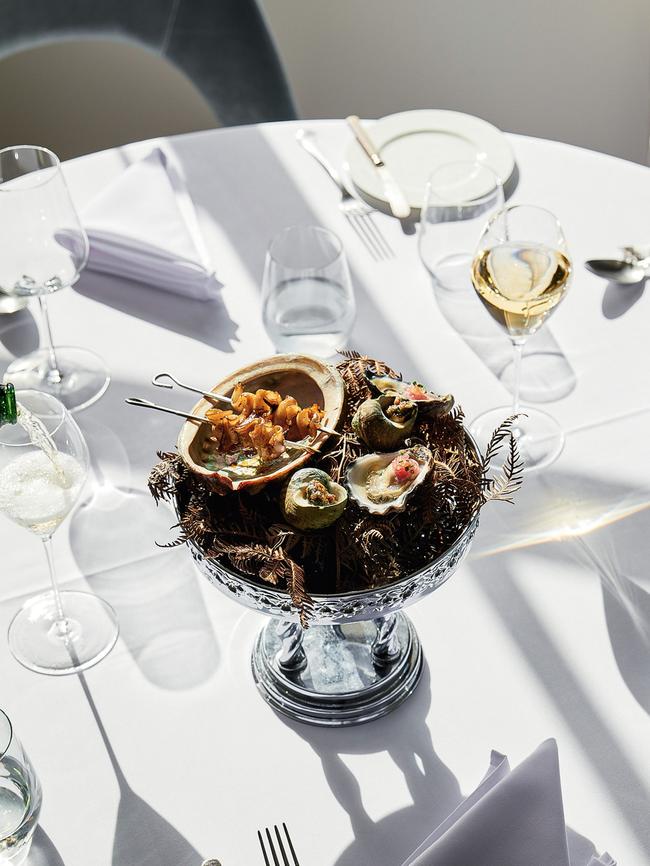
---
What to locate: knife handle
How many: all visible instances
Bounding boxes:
[346,115,383,167]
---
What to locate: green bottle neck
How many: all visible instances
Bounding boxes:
[0,383,17,425]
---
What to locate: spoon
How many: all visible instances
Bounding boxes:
[584,258,647,285]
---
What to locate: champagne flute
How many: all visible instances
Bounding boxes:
[0,146,110,411]
[470,205,572,471]
[0,389,118,674]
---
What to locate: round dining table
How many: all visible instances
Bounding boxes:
[0,120,649,866]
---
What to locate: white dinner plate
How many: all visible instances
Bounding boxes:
[345,109,515,214]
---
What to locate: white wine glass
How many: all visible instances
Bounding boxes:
[261,225,356,358]
[0,146,110,411]
[0,389,118,674]
[470,205,572,471]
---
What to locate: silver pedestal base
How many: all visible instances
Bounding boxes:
[251,613,423,726]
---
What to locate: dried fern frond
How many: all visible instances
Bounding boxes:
[287,560,313,628]
[481,415,522,476]
[148,451,187,503]
[482,433,524,504]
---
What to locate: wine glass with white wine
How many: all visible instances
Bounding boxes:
[0,386,118,674]
[470,205,572,471]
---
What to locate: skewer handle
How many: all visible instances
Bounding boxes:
[152,373,232,405]
[125,397,207,424]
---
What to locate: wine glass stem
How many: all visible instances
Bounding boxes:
[511,339,525,416]
[37,296,63,386]
[42,535,69,637]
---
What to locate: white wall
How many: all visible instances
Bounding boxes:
[262,0,650,164]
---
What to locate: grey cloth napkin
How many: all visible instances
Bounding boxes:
[402,739,615,866]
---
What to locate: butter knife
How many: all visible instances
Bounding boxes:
[346,115,410,219]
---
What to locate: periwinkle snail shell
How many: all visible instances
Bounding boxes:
[351,394,417,451]
[281,467,348,530]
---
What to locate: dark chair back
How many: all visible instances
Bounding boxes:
[0,0,296,125]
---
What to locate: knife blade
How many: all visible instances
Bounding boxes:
[346,115,410,219]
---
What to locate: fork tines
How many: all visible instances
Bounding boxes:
[258,823,301,866]
[346,210,394,261]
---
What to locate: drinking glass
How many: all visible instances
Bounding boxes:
[0,146,110,411]
[418,161,504,291]
[470,205,573,471]
[0,708,42,865]
[0,390,118,674]
[261,225,356,358]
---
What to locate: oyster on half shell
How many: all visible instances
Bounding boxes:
[282,468,347,530]
[365,370,454,417]
[347,445,433,515]
[177,355,345,491]
[352,394,417,451]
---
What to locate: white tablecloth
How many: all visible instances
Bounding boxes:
[1,121,649,866]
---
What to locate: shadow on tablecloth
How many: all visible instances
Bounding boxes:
[0,306,40,367]
[166,128,431,382]
[280,662,464,866]
[470,466,650,858]
[69,484,220,692]
[74,670,203,866]
[28,827,66,865]
[69,377,220,691]
[74,269,239,353]
[431,275,577,404]
[601,279,646,320]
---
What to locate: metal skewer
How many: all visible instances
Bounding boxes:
[152,372,230,404]
[125,397,319,453]
[152,372,342,438]
[125,397,208,424]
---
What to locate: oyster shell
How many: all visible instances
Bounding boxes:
[365,370,454,417]
[352,394,417,450]
[347,445,433,515]
[282,468,347,530]
[177,355,345,491]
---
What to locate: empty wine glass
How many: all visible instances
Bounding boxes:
[0,389,118,674]
[470,205,573,471]
[0,146,110,411]
[419,161,504,291]
[262,225,356,358]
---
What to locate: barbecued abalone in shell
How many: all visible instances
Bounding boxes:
[177,355,345,491]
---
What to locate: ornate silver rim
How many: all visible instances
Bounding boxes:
[187,510,478,624]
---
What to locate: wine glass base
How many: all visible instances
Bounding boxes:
[470,405,565,473]
[252,613,423,726]
[8,590,119,675]
[5,347,110,412]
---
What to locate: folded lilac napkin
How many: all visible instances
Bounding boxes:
[402,740,614,866]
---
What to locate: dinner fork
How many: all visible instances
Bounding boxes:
[296,128,394,261]
[258,823,301,866]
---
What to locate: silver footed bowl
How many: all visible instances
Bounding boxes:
[187,508,479,727]
[187,510,478,624]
